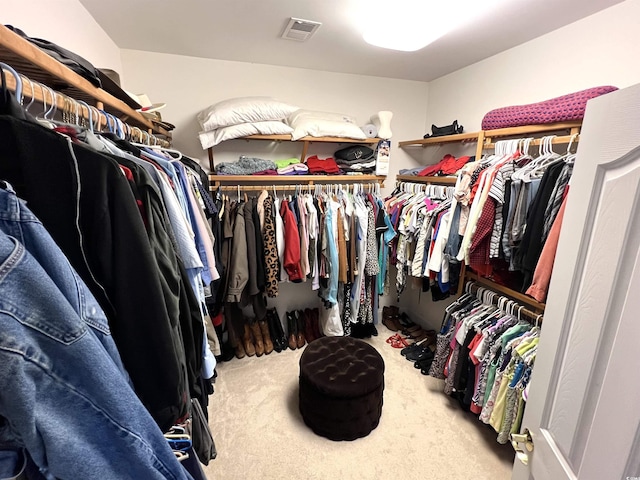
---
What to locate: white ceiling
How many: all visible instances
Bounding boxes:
[80,0,622,82]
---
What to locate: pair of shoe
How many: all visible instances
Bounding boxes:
[266,308,288,353]
[239,319,273,358]
[286,310,306,350]
[413,352,435,375]
[382,305,402,331]
[350,322,379,339]
[386,333,409,348]
[299,308,321,344]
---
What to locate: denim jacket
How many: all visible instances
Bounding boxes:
[0,187,193,480]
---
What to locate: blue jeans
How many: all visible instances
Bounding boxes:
[0,194,193,480]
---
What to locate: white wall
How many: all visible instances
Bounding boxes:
[120,49,429,178]
[426,0,640,132]
[4,0,122,74]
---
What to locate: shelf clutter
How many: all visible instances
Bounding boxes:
[207,134,380,172]
[0,24,171,143]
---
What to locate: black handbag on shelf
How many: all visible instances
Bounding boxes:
[423,120,464,138]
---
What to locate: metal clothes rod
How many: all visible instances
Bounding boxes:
[466,281,543,324]
[213,183,381,192]
[484,134,579,150]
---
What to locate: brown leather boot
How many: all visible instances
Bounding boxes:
[235,342,246,359]
[287,311,297,350]
[259,320,274,355]
[250,322,265,357]
[295,311,306,348]
[243,324,256,357]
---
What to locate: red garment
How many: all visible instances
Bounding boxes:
[525,191,569,302]
[212,312,223,327]
[305,155,340,174]
[468,197,496,276]
[418,155,471,177]
[119,165,147,226]
[279,200,303,282]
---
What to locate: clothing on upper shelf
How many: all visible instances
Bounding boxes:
[429,286,539,445]
[305,155,341,174]
[418,154,474,177]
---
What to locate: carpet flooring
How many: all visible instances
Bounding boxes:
[204,331,515,480]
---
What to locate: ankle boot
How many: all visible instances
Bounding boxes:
[271,309,288,351]
[295,311,306,348]
[243,324,256,357]
[259,319,274,355]
[249,322,265,357]
[303,309,315,343]
[234,341,246,359]
[287,312,298,350]
[266,311,282,353]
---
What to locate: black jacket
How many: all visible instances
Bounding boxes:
[0,117,189,430]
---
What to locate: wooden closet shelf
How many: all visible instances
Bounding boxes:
[465,271,545,312]
[0,25,169,137]
[236,134,381,144]
[395,175,457,185]
[483,121,582,139]
[399,132,481,147]
[209,174,385,184]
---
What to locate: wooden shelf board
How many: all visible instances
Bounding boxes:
[0,25,168,136]
[395,175,457,185]
[465,271,545,312]
[209,174,385,183]
[483,121,582,138]
[235,135,381,144]
[399,132,481,147]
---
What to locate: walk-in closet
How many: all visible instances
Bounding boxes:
[2,1,639,479]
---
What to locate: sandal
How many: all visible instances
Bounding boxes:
[386,334,409,349]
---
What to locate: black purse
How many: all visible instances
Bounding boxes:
[423,120,463,138]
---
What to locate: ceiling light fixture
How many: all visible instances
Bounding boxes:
[360,0,509,52]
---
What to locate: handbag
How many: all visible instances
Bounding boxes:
[423,120,464,138]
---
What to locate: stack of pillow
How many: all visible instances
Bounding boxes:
[197,96,298,149]
[286,110,368,141]
[198,99,371,150]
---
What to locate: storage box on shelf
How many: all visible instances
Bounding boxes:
[0,24,170,141]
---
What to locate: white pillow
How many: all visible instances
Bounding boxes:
[197,96,298,131]
[290,118,367,141]
[287,109,357,126]
[198,121,293,149]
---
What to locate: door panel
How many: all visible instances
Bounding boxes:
[513,84,640,479]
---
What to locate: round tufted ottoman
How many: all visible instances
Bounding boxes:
[298,336,385,441]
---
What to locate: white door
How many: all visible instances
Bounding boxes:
[512,84,640,480]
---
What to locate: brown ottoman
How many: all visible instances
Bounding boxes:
[298,336,385,441]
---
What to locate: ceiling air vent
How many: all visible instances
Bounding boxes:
[281,17,322,42]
